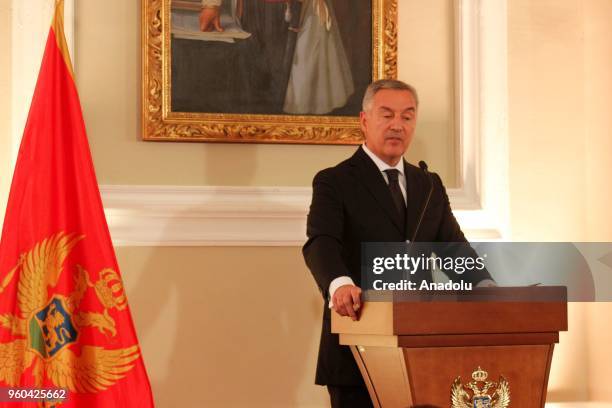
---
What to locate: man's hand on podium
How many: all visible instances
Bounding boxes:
[332,284,362,321]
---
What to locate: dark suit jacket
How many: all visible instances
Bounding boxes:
[302,146,492,386]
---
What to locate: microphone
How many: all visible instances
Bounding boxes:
[411,161,434,242]
[418,160,428,172]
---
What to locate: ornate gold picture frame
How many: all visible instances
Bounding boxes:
[142,0,398,144]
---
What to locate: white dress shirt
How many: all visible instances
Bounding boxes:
[362,143,407,203]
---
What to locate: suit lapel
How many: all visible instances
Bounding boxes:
[404,160,426,241]
[350,147,405,235]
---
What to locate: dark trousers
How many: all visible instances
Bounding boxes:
[327,384,374,408]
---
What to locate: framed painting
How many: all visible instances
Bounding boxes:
[141,0,398,144]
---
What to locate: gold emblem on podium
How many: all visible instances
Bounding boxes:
[451,366,510,408]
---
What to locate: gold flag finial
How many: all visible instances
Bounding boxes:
[52,0,74,77]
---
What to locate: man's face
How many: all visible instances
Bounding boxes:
[360,89,418,166]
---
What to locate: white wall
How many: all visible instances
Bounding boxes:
[0,1,11,223]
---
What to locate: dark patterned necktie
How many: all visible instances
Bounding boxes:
[384,169,406,228]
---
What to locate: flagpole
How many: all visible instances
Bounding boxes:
[53,0,74,76]
[53,0,75,68]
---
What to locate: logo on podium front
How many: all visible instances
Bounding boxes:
[451,366,510,408]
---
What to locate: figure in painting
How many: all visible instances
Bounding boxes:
[171,0,367,115]
[283,0,354,115]
[199,0,224,32]
[239,0,298,112]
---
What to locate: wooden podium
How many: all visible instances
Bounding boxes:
[332,287,567,408]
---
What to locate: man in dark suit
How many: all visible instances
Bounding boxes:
[302,79,494,408]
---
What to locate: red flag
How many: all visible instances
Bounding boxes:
[0,1,154,406]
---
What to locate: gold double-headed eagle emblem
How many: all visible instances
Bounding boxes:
[0,232,139,396]
[451,366,511,408]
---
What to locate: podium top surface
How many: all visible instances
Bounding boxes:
[332,286,568,336]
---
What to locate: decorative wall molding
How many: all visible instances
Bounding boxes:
[101,186,311,246]
[450,0,509,220]
[100,185,503,246]
[451,0,510,238]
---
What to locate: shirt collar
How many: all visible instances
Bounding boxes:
[362,143,404,176]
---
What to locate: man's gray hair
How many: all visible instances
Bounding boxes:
[362,79,419,112]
